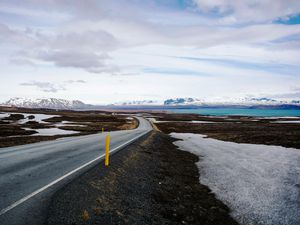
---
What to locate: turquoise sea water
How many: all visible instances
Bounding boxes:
[169,108,300,117]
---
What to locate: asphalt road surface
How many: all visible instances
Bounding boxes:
[0,117,152,225]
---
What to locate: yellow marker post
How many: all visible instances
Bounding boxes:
[105,134,110,166]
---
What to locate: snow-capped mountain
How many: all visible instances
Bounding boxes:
[113,100,160,106]
[207,97,280,105]
[2,96,300,109]
[164,98,204,105]
[215,97,300,105]
[2,97,89,109]
[163,97,300,106]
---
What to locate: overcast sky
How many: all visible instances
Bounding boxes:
[1,0,300,104]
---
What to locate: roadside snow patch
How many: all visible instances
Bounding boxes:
[272,120,300,124]
[170,133,300,225]
[147,117,216,123]
[24,127,79,136]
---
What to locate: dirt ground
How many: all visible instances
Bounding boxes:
[46,131,238,225]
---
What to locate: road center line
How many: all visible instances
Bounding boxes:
[0,131,149,216]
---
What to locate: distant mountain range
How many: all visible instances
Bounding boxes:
[1,97,90,109]
[112,100,159,106]
[163,97,300,106]
[164,98,203,105]
[1,97,300,110]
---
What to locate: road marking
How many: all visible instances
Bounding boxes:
[0,131,150,216]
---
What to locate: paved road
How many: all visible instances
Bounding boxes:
[0,117,152,225]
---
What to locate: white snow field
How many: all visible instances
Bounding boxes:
[171,133,300,225]
[146,117,216,123]
[0,112,59,123]
[23,127,80,136]
[272,120,300,123]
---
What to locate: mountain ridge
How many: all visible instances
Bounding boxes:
[2,97,89,109]
[163,97,300,106]
[1,97,300,110]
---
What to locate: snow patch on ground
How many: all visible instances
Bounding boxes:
[147,117,216,123]
[0,112,59,124]
[272,120,300,124]
[24,127,79,136]
[170,133,300,225]
[19,113,59,124]
[0,112,9,119]
[55,121,88,127]
[258,116,300,119]
[156,120,216,123]
[190,120,216,123]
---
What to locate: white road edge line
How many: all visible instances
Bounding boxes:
[0,131,149,216]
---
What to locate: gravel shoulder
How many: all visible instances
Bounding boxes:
[46,131,238,225]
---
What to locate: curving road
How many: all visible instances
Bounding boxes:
[0,117,152,225]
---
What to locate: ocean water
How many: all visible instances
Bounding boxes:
[169,108,300,117]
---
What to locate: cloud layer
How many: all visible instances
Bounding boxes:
[192,0,300,23]
[0,0,300,103]
[20,80,86,93]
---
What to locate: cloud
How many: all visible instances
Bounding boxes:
[0,23,35,47]
[2,1,300,75]
[9,58,36,66]
[143,67,211,76]
[268,92,300,99]
[290,86,300,92]
[56,18,300,49]
[0,19,119,73]
[38,50,117,73]
[49,30,119,52]
[19,79,87,93]
[20,81,66,93]
[64,80,86,84]
[0,3,70,21]
[175,55,300,76]
[191,0,300,23]
[1,0,300,103]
